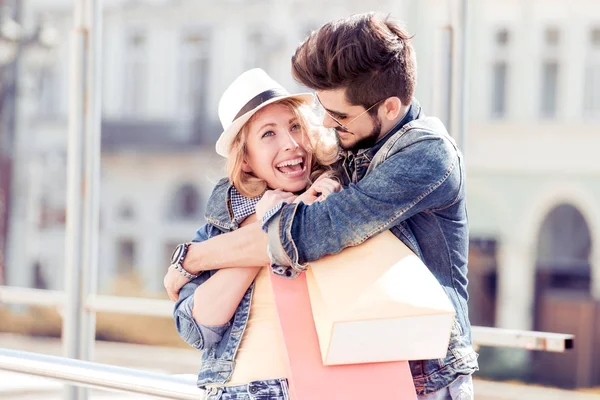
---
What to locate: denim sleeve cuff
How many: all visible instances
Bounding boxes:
[174,294,229,350]
[266,205,308,278]
[261,201,285,233]
[267,214,297,279]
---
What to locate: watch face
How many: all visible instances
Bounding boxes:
[171,244,183,264]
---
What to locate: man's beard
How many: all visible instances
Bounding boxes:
[337,115,382,152]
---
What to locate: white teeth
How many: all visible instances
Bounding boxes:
[282,169,304,175]
[276,158,303,168]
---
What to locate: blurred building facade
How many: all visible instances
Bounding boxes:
[2,0,600,386]
[462,0,600,387]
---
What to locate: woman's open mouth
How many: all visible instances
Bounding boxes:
[275,157,306,177]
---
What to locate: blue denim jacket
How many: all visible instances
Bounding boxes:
[263,100,479,395]
[173,179,287,392]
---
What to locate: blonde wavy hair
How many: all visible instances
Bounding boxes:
[226,97,339,198]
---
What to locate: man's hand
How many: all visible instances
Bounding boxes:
[295,176,342,205]
[256,189,298,220]
[163,265,192,301]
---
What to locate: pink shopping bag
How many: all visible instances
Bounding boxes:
[270,271,417,400]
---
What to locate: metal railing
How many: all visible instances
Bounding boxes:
[0,348,203,400]
[471,326,573,353]
[0,285,575,400]
[0,285,575,353]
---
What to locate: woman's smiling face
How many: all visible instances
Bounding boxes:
[242,102,312,192]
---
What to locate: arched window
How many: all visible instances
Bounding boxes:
[536,203,591,292]
[533,204,593,386]
[171,184,202,220]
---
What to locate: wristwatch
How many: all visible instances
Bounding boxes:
[170,243,198,280]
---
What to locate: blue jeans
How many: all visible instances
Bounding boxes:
[204,379,290,400]
[417,374,473,400]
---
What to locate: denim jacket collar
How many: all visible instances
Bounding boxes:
[358,98,422,160]
[204,178,237,231]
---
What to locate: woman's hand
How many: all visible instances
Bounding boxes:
[256,189,298,220]
[163,265,192,301]
[295,176,342,205]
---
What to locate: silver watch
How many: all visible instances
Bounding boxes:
[170,243,198,280]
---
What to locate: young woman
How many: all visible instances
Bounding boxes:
[167,68,340,400]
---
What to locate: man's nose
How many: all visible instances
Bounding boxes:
[322,114,339,129]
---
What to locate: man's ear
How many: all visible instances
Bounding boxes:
[242,159,252,173]
[381,97,403,121]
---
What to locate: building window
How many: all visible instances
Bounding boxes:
[584,63,600,118]
[117,201,135,220]
[123,30,147,116]
[171,184,201,220]
[593,27,600,46]
[36,151,68,230]
[536,204,591,293]
[539,27,561,119]
[584,27,600,118]
[32,260,48,290]
[495,28,509,46]
[37,67,59,117]
[544,27,560,47]
[491,62,507,118]
[490,28,510,119]
[179,29,210,119]
[117,239,136,274]
[540,61,559,118]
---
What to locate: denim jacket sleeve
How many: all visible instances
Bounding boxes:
[265,133,462,273]
[173,224,231,350]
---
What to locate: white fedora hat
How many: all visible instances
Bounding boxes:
[215,68,314,158]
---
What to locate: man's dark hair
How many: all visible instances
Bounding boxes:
[292,12,416,111]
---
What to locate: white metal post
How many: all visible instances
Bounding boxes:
[457,0,470,155]
[63,0,86,379]
[82,0,102,371]
[63,1,102,399]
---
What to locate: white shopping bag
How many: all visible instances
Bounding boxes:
[306,230,456,365]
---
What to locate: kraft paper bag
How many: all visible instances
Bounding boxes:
[270,271,416,400]
[306,230,456,365]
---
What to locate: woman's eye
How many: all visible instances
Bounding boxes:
[290,123,301,132]
[261,130,275,138]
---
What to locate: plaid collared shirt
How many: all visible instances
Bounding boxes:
[229,186,262,224]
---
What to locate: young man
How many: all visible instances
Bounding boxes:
[165,12,478,399]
